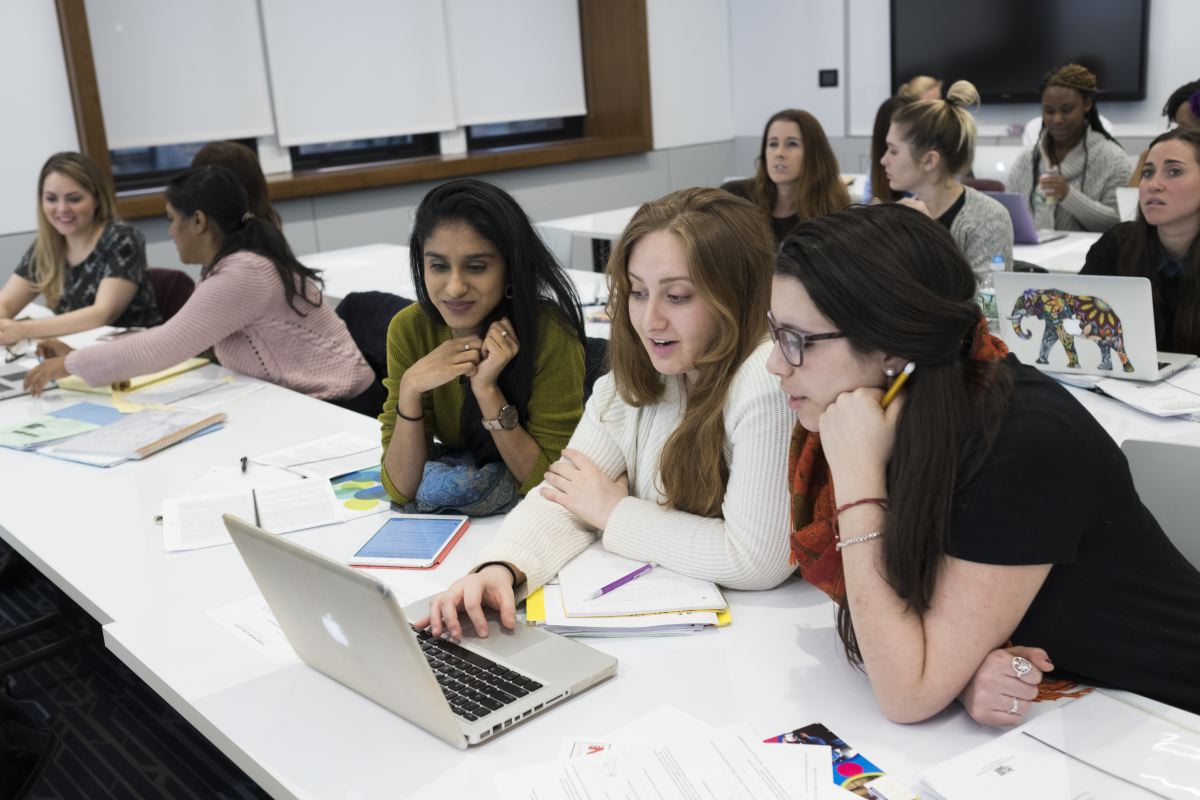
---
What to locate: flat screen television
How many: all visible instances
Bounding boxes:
[890,0,1149,103]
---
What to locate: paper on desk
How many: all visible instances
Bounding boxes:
[162,480,344,551]
[252,432,380,479]
[558,543,725,616]
[0,414,98,449]
[117,373,234,408]
[496,723,829,800]
[1097,366,1200,417]
[558,705,714,760]
[171,379,265,411]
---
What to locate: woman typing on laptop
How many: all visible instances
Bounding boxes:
[1081,128,1200,355]
[768,204,1200,725]
[1005,64,1130,233]
[23,166,373,402]
[424,188,797,638]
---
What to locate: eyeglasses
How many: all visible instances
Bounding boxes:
[767,311,845,367]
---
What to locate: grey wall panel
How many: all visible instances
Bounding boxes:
[664,141,737,190]
[0,231,35,285]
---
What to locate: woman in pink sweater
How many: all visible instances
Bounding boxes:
[24,166,372,401]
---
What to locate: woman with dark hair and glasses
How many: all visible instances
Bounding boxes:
[24,166,372,401]
[379,179,586,515]
[767,203,1200,724]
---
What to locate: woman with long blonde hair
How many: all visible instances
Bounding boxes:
[0,152,159,345]
[424,187,797,638]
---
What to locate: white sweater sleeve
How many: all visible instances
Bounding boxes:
[474,373,633,596]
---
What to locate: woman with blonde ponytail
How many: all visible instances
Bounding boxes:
[880,80,1013,282]
[423,188,797,639]
[0,152,159,345]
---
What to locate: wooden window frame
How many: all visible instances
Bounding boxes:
[55,0,652,220]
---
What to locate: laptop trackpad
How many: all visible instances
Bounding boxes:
[404,597,543,657]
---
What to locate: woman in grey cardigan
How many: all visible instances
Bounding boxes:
[880,80,1013,283]
[1006,64,1131,232]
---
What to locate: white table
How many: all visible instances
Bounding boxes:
[1013,231,1101,274]
[536,207,638,272]
[103,528,1001,800]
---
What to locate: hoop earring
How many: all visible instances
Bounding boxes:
[504,285,514,300]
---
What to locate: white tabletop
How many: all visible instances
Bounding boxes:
[103,523,1004,800]
[1012,231,1100,274]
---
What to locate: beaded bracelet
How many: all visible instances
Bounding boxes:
[836,531,883,551]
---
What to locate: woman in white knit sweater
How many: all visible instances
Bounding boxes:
[424,188,797,638]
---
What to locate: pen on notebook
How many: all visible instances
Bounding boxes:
[880,362,915,409]
[587,562,654,600]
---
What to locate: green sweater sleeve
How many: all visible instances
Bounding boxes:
[379,305,464,504]
[379,304,585,503]
[518,310,586,495]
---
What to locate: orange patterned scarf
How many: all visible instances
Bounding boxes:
[787,317,1008,601]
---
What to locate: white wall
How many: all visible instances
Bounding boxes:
[0,1,80,236]
[730,0,847,139]
[646,0,734,149]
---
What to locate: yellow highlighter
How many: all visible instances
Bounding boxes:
[880,362,915,409]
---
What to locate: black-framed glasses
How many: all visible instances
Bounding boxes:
[767,311,845,367]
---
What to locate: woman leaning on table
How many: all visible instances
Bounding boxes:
[379,179,586,515]
[422,187,798,638]
[768,203,1200,725]
[1005,63,1130,233]
[0,152,160,346]
[1082,128,1200,355]
[721,109,851,244]
[24,166,373,402]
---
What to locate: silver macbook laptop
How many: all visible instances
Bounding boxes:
[0,365,30,400]
[994,272,1197,382]
[223,514,617,749]
[985,191,1068,245]
[1121,438,1200,571]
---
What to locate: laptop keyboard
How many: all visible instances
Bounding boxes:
[414,628,543,722]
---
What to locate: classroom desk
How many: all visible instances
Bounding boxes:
[1012,231,1101,274]
[103,525,996,800]
[536,207,638,272]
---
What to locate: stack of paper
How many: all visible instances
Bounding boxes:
[0,402,119,451]
[251,433,381,479]
[525,544,730,636]
[38,409,226,467]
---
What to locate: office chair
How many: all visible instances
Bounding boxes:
[147,268,196,322]
[335,291,413,417]
[1012,260,1048,273]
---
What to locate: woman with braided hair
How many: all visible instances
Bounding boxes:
[1006,63,1131,232]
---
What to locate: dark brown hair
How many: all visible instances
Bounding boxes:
[869,96,915,203]
[775,204,1014,664]
[747,110,851,222]
[191,142,282,229]
[1119,128,1200,355]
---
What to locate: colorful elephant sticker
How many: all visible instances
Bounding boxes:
[1009,288,1134,372]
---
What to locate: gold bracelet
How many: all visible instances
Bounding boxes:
[836,531,883,551]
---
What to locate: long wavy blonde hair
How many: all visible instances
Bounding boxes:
[604,188,775,517]
[32,152,115,307]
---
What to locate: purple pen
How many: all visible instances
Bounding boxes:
[587,562,654,599]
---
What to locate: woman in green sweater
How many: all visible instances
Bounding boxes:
[380,180,586,514]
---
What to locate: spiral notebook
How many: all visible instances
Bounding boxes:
[39,409,226,466]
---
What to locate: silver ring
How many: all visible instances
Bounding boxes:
[1011,656,1032,678]
[500,330,508,337]
[1009,696,1020,715]
[463,343,471,351]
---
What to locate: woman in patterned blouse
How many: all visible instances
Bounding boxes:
[0,152,160,346]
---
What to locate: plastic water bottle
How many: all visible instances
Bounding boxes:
[976,254,1005,333]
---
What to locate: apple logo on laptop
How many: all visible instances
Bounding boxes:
[322,613,350,647]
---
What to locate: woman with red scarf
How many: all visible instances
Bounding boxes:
[766,204,1200,724]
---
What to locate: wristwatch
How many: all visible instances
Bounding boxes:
[482,404,518,431]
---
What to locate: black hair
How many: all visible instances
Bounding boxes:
[1028,65,1121,211]
[776,204,1014,665]
[165,166,322,315]
[1163,80,1200,124]
[408,179,585,463]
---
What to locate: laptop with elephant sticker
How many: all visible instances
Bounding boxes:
[993,273,1197,382]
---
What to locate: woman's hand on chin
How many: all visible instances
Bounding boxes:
[818,388,901,502]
